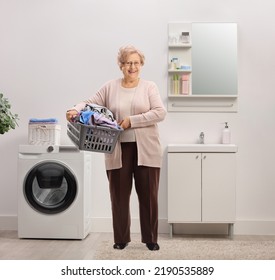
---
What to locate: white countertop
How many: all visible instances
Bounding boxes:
[167,144,238,153]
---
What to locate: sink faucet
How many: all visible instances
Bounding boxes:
[199,132,204,144]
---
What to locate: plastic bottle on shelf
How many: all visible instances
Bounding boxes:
[172,57,179,69]
[176,58,180,69]
[171,75,174,94]
[181,74,189,95]
[169,59,174,70]
[172,74,180,95]
[171,75,175,95]
[170,58,178,70]
[173,74,177,95]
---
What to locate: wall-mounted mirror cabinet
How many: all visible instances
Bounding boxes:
[168,22,238,112]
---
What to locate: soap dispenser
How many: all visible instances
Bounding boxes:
[222,122,231,144]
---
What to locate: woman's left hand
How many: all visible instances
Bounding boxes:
[119,117,131,129]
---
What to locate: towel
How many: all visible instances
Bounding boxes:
[29,118,58,124]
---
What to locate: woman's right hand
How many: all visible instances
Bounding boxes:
[66,109,78,122]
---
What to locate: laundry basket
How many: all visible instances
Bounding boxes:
[67,121,122,154]
[28,123,61,145]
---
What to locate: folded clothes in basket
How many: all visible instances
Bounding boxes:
[29,118,58,124]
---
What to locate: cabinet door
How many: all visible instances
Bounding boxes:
[168,153,201,222]
[202,153,236,222]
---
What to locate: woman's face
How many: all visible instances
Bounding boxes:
[121,53,141,81]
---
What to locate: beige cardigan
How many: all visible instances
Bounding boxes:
[73,78,167,170]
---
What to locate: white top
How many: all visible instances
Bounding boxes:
[119,86,136,142]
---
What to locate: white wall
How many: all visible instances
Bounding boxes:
[1,0,275,234]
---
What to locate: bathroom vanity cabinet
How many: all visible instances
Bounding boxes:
[167,145,237,237]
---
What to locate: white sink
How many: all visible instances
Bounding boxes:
[168,144,238,153]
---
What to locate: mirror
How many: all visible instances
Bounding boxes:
[191,23,238,95]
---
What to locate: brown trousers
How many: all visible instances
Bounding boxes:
[107,142,160,244]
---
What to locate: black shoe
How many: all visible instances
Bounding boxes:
[146,243,160,251]
[113,243,128,250]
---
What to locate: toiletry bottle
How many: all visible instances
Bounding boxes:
[172,57,178,70]
[181,74,189,95]
[173,74,180,95]
[176,74,180,94]
[176,58,180,69]
[222,122,231,144]
[172,74,180,95]
[173,57,180,69]
[172,75,177,95]
[169,59,174,70]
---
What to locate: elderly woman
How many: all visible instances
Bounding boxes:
[66,45,166,251]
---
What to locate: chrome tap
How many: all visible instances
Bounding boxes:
[199,132,204,144]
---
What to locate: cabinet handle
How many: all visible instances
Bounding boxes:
[203,155,206,159]
[196,155,199,159]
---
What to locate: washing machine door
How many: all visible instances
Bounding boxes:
[24,162,77,214]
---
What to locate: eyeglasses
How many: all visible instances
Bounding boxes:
[124,61,141,68]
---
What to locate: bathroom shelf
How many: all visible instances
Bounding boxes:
[167,94,238,112]
[168,69,192,73]
[168,44,192,48]
[168,22,192,99]
[168,94,238,98]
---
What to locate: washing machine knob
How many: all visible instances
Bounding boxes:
[47,146,54,153]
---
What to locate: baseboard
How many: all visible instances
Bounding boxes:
[0,215,17,230]
[234,220,275,235]
[1,216,275,235]
[90,218,275,235]
[0,216,169,233]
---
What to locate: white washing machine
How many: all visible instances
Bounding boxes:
[17,145,92,239]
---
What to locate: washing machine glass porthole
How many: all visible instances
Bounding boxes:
[24,162,77,214]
